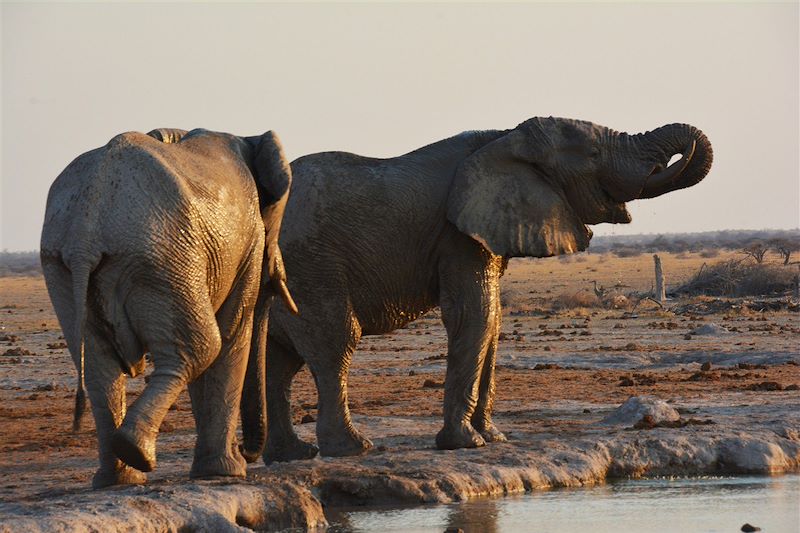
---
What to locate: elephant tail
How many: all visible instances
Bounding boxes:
[70,256,97,433]
[240,289,270,462]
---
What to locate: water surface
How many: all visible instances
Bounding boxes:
[327,475,799,532]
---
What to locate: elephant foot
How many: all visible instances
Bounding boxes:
[436,422,486,450]
[475,422,507,443]
[190,453,247,479]
[318,429,373,458]
[264,436,319,464]
[92,464,147,489]
[111,425,157,473]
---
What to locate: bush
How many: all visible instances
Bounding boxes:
[552,290,602,310]
[612,247,642,258]
[674,259,795,297]
[699,249,720,258]
[0,252,42,277]
[501,288,546,315]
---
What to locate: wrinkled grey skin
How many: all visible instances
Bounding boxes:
[242,117,713,461]
[40,127,294,488]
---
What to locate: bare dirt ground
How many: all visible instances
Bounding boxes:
[1,251,798,531]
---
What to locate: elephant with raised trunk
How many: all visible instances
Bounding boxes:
[41,127,296,488]
[243,117,713,462]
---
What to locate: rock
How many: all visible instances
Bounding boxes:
[746,381,783,391]
[422,379,444,389]
[737,362,767,370]
[2,347,33,357]
[700,362,712,372]
[741,523,761,532]
[300,414,316,424]
[533,363,562,370]
[785,384,799,391]
[690,323,729,336]
[408,370,416,376]
[618,377,635,387]
[683,333,692,340]
[600,396,680,426]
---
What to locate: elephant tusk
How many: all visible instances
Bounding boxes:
[276,279,299,315]
[638,140,696,199]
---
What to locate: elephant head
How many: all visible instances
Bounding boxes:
[447,118,713,257]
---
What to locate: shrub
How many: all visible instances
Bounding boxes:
[674,259,795,297]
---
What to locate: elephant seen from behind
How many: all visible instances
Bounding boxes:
[243,117,713,462]
[41,127,296,488]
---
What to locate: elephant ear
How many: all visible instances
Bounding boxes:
[252,131,298,314]
[446,129,591,258]
[252,130,292,210]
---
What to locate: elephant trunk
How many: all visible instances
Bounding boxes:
[612,124,713,202]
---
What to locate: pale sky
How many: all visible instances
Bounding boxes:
[2,1,798,251]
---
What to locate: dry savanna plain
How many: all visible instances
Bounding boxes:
[0,250,798,531]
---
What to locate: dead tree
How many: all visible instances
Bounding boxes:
[741,241,768,264]
[653,254,666,303]
[771,238,800,265]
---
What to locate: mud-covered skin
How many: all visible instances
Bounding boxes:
[40,128,292,487]
[252,117,713,460]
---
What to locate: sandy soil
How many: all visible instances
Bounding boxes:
[0,251,798,531]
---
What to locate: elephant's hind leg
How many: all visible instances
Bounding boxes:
[188,259,261,479]
[263,338,319,463]
[84,337,147,488]
[42,260,145,488]
[111,290,221,473]
[305,330,373,457]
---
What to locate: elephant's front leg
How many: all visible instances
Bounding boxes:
[470,292,506,443]
[436,247,503,450]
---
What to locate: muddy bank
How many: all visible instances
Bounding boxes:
[2,395,798,531]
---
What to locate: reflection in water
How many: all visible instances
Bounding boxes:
[327,475,800,533]
[445,496,499,533]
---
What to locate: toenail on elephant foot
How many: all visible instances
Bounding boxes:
[189,454,247,479]
[436,423,486,450]
[264,438,319,464]
[318,433,373,458]
[92,464,147,489]
[111,426,157,473]
[476,423,507,443]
